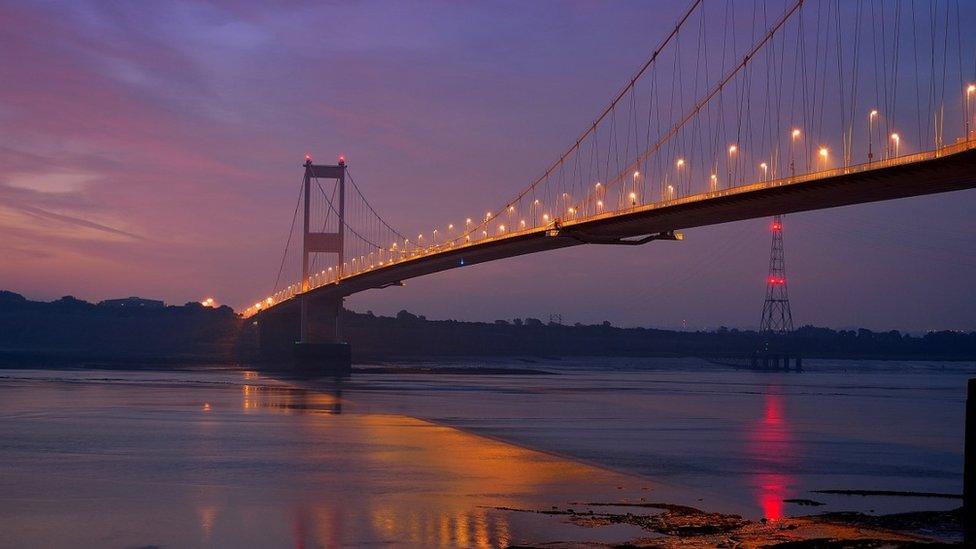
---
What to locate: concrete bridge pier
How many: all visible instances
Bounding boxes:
[254,296,351,375]
[295,294,351,374]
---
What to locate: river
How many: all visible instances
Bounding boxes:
[0,358,971,547]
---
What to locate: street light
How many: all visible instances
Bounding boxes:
[818,147,829,170]
[631,171,641,204]
[593,182,603,216]
[709,173,717,191]
[790,129,801,176]
[966,85,975,140]
[759,162,768,181]
[675,158,685,193]
[869,110,878,162]
[629,191,637,206]
[727,144,737,187]
[890,133,900,157]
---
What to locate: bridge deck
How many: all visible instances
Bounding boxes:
[252,142,976,317]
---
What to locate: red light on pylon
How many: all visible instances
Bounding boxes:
[771,222,782,231]
[304,153,312,163]
[338,155,345,165]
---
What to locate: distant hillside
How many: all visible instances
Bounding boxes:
[0,291,240,365]
[341,309,976,361]
[2,291,974,365]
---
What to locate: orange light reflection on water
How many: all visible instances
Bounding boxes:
[241,384,342,415]
[284,414,635,547]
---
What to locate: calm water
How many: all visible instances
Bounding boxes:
[343,358,974,516]
[1,358,973,547]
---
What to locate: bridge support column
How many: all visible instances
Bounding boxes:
[293,157,351,375]
[293,295,350,374]
[253,304,350,375]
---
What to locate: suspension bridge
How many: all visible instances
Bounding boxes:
[244,0,976,365]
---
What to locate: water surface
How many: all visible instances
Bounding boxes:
[1,358,971,547]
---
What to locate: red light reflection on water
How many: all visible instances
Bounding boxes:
[755,472,789,520]
[747,387,796,520]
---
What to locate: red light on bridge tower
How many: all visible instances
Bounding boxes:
[338,154,346,165]
[759,214,794,334]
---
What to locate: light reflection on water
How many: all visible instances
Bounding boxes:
[0,359,970,547]
[338,358,969,518]
[0,369,652,548]
[747,387,795,520]
[241,383,342,414]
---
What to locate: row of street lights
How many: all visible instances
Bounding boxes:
[419,101,959,253]
[383,111,920,263]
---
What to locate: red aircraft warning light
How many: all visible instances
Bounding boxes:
[771,221,782,231]
[304,153,312,163]
[338,155,346,165]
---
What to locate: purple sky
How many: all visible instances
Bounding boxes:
[1,1,974,331]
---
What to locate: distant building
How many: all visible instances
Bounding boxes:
[98,297,164,309]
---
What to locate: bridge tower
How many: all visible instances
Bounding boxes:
[291,157,351,372]
[759,215,793,334]
[301,156,346,344]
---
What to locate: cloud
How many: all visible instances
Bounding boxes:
[1,201,144,241]
[4,171,98,194]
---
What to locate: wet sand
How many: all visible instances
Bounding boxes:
[0,366,965,547]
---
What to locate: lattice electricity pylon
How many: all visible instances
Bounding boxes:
[759,215,794,334]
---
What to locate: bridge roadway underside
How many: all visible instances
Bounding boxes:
[258,147,976,323]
